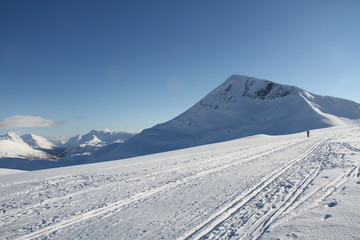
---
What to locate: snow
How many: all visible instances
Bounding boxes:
[300,92,347,126]
[59,130,134,157]
[21,133,56,150]
[0,125,359,239]
[0,168,27,176]
[0,132,55,160]
[98,75,360,161]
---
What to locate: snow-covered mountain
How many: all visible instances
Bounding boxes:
[0,132,57,160]
[99,75,360,161]
[21,133,56,150]
[60,129,135,156]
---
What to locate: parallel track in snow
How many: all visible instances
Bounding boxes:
[0,139,303,225]
[3,138,310,240]
[179,137,330,240]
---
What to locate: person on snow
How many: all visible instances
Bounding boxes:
[307,130,310,137]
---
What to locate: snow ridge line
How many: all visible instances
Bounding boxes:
[179,137,329,240]
[13,138,310,240]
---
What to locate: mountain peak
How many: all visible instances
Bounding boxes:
[98,74,360,161]
[195,76,300,114]
[2,132,25,144]
[21,133,56,150]
[219,75,300,101]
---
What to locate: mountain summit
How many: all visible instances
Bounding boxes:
[21,133,56,150]
[98,75,360,161]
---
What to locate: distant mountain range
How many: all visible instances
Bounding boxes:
[98,75,360,161]
[0,130,135,164]
[58,129,135,157]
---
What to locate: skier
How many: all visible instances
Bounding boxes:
[307,130,310,137]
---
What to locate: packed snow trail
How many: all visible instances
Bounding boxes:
[0,126,359,239]
[180,137,329,240]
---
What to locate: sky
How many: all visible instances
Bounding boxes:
[1,0,359,139]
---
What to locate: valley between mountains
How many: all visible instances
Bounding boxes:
[1,126,359,239]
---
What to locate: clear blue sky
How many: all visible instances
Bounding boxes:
[1,0,359,138]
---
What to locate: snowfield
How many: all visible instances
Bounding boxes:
[0,125,359,239]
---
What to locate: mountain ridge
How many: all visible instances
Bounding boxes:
[58,129,135,157]
[21,133,56,150]
[0,132,57,160]
[98,75,360,161]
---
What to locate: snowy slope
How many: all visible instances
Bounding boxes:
[99,75,360,161]
[60,129,135,156]
[0,126,359,239]
[0,168,27,176]
[21,133,56,150]
[0,132,56,160]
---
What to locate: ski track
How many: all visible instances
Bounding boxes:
[181,130,359,240]
[1,127,359,240]
[0,139,302,225]
[179,137,329,240]
[1,138,308,240]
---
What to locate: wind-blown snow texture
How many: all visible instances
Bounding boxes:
[100,75,360,161]
[0,126,359,239]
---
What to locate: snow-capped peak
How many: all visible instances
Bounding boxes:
[80,135,103,147]
[0,132,56,159]
[59,129,135,157]
[21,133,56,150]
[204,75,299,104]
[98,74,360,161]
[104,128,112,133]
[1,132,26,144]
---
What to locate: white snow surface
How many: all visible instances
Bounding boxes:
[0,168,27,176]
[1,125,359,239]
[0,132,55,160]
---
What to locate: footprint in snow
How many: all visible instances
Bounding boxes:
[285,232,299,238]
[327,201,338,207]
